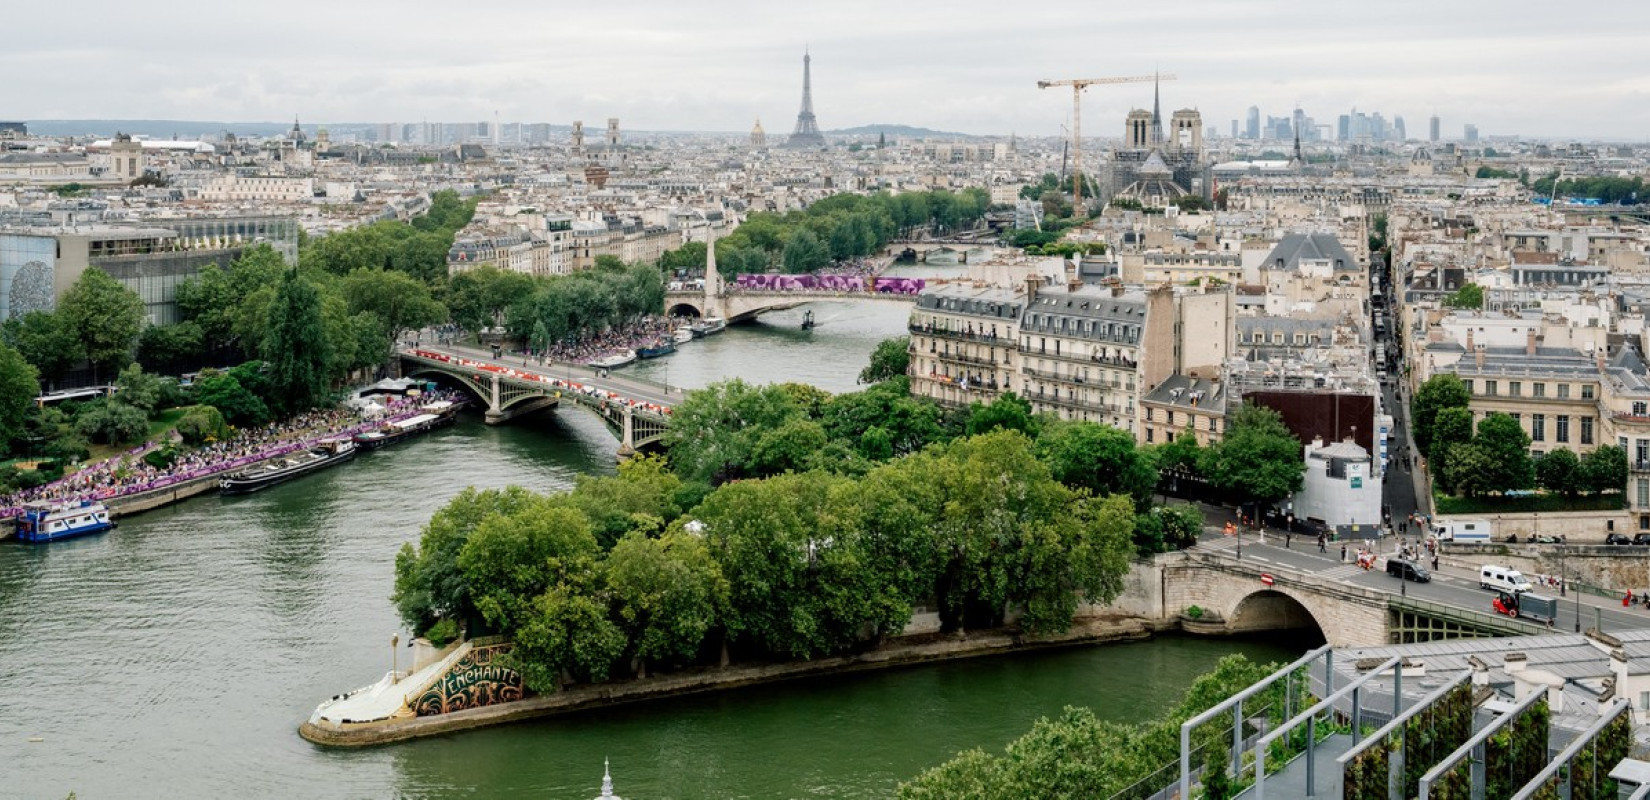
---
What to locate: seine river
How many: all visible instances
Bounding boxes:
[0,299,1298,799]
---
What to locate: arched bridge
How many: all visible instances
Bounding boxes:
[665,288,920,323]
[1160,549,1558,648]
[399,348,673,456]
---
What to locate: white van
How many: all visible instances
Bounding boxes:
[1434,518,1493,543]
[1480,565,1533,594]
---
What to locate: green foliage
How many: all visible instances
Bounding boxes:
[1136,504,1204,553]
[301,190,474,283]
[144,443,178,470]
[1529,174,1645,205]
[1445,283,1484,309]
[711,189,988,275]
[1036,420,1158,511]
[509,583,627,691]
[260,270,332,417]
[340,267,446,344]
[0,341,40,454]
[781,228,829,273]
[2,310,84,385]
[1474,412,1535,492]
[563,454,684,549]
[59,268,144,377]
[663,379,804,484]
[424,618,460,648]
[393,486,544,633]
[1184,605,1203,619]
[1200,405,1303,511]
[174,245,287,356]
[605,529,725,675]
[859,336,910,384]
[1483,695,1548,799]
[1476,166,1519,179]
[1581,445,1628,495]
[1429,406,1474,469]
[112,363,161,414]
[72,400,149,445]
[192,371,269,428]
[458,496,600,631]
[173,405,229,445]
[658,241,708,271]
[136,321,204,375]
[1411,375,1471,456]
[965,392,1038,438]
[1537,448,1582,496]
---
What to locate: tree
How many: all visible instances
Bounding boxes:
[781,229,829,273]
[1442,442,1497,498]
[965,392,1038,438]
[1036,420,1159,511]
[3,311,84,386]
[662,379,804,485]
[1581,445,1628,496]
[1474,412,1534,492]
[340,267,447,346]
[1202,405,1304,512]
[137,322,204,375]
[510,583,627,691]
[749,418,830,476]
[564,454,685,549]
[1429,406,1474,467]
[260,270,332,417]
[59,268,144,379]
[192,372,269,427]
[859,336,911,384]
[457,496,601,631]
[605,530,725,677]
[1445,283,1485,310]
[0,341,40,452]
[1411,375,1471,456]
[393,486,543,633]
[113,363,162,414]
[174,405,229,445]
[73,401,149,445]
[1537,448,1581,497]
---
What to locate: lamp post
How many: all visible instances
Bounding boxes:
[392,634,400,681]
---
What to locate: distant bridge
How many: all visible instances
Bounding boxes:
[664,288,920,323]
[398,347,672,456]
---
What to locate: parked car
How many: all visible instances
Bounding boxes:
[1387,558,1432,583]
[1634,533,1650,546]
[1607,533,1633,546]
[1532,534,1561,544]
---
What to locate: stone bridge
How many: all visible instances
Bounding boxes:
[398,349,672,456]
[664,288,919,324]
[1125,550,1549,648]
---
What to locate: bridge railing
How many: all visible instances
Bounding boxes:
[1387,595,1550,636]
[401,350,672,419]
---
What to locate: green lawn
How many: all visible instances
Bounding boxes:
[82,406,191,466]
[1433,492,1625,515]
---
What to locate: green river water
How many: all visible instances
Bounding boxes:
[0,300,1301,799]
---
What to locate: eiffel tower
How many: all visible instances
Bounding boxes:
[786,49,827,148]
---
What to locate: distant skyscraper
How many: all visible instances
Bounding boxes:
[1429,115,1440,143]
[785,50,826,149]
[1393,116,1406,142]
[1337,114,1351,142]
[1231,120,1239,139]
[1245,106,1260,139]
[1463,123,1479,143]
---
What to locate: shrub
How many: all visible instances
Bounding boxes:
[175,405,230,446]
[424,618,460,648]
[144,445,178,470]
[1186,605,1204,619]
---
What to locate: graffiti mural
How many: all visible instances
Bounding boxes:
[413,644,527,716]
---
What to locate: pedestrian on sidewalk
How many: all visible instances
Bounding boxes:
[1317,532,1326,553]
[1340,543,1347,562]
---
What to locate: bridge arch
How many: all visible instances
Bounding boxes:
[1225,588,1328,645]
[404,366,489,404]
[667,300,705,319]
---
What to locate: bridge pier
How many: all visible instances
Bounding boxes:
[616,405,637,458]
[483,396,557,425]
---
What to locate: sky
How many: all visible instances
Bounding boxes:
[7,0,1649,140]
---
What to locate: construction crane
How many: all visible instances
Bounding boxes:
[1037,73,1176,214]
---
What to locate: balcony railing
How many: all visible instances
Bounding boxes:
[929,349,1006,369]
[909,324,1005,344]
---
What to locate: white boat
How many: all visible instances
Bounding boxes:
[673,327,695,344]
[587,351,638,370]
[689,317,727,337]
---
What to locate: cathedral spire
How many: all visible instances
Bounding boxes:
[1150,71,1163,146]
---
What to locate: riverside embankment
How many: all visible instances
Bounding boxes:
[300,616,1172,747]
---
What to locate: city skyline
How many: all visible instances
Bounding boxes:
[5,0,1649,140]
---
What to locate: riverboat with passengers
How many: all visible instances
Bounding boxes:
[688,316,726,337]
[219,439,356,495]
[14,500,117,543]
[636,339,676,359]
[587,350,638,370]
[353,400,464,451]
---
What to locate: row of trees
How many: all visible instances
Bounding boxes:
[393,429,1141,691]
[295,189,477,283]
[444,259,665,347]
[1414,374,1627,499]
[898,654,1284,798]
[676,189,993,277]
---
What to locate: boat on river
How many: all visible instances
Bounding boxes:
[636,339,676,359]
[673,327,695,344]
[353,400,464,451]
[219,439,356,495]
[587,351,637,370]
[14,500,116,543]
[689,316,726,337]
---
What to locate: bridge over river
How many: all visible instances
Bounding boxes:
[1147,530,1650,647]
[398,345,674,455]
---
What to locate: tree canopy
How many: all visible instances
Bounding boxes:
[1411,374,1471,456]
[59,268,145,379]
[1200,405,1304,511]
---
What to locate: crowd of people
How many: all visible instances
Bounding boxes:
[0,394,445,517]
[528,316,682,364]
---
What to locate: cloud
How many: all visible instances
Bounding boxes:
[5,0,1647,138]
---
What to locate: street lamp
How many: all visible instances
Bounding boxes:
[391,634,400,681]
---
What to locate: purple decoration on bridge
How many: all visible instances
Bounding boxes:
[873,277,925,295]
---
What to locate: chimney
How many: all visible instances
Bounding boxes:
[1475,346,1485,369]
[1597,347,1607,372]
[1111,285,1125,298]
[1068,278,1082,292]
[1526,329,1537,356]
[1503,652,1527,673]
[1465,327,1475,352]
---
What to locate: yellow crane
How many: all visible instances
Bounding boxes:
[1037,73,1177,213]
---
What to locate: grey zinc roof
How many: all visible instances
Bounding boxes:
[914,284,1022,321]
[1142,374,1228,413]
[1019,286,1146,343]
[1261,233,1360,272]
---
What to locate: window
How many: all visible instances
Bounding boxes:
[1510,381,1522,397]
[1532,383,1546,398]
[1145,428,1154,443]
[1556,415,1570,443]
[1640,440,1650,470]
[1558,384,1570,399]
[1145,408,1154,422]
[1531,414,1545,442]
[1583,385,1595,400]
[1463,379,1474,395]
[1641,479,1650,510]
[1581,417,1594,445]
[1272,333,1283,344]
[1485,380,1498,396]
[1637,402,1649,417]
[1167,411,1175,426]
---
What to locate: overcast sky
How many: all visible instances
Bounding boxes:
[8,0,1648,140]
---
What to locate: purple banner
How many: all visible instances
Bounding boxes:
[873,277,925,295]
